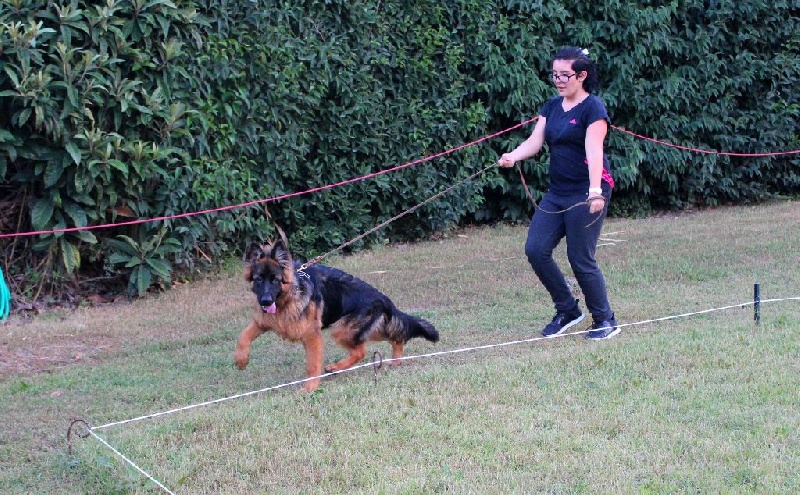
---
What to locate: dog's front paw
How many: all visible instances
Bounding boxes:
[301,380,320,392]
[234,351,249,370]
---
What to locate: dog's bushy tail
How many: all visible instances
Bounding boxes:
[393,310,439,343]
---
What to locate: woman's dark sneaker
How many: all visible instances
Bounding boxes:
[541,307,585,337]
[586,316,621,340]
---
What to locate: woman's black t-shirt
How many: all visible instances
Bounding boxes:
[539,95,612,195]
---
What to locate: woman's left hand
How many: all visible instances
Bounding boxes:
[587,194,605,214]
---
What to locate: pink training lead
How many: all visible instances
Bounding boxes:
[0,118,538,239]
[611,126,800,157]
[2,119,797,240]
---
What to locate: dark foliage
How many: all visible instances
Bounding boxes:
[1,0,798,305]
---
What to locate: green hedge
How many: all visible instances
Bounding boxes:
[185,1,496,253]
[1,0,798,299]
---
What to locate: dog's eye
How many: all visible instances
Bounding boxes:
[253,275,263,282]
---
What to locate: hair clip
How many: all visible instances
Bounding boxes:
[581,48,590,56]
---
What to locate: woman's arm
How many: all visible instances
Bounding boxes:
[497,117,547,167]
[585,119,608,213]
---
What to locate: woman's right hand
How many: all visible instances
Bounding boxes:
[497,154,516,168]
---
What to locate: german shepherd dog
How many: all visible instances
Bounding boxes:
[234,241,439,391]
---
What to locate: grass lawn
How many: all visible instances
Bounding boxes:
[1,200,799,494]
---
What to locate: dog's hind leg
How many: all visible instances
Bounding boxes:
[301,332,324,392]
[367,328,405,366]
[324,342,367,373]
[327,320,371,373]
[235,322,265,370]
[389,341,404,366]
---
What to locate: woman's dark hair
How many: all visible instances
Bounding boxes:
[552,46,599,93]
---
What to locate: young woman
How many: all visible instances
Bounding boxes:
[497,46,620,340]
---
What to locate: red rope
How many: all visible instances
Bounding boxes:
[0,118,537,239]
[3,119,799,240]
[611,125,800,157]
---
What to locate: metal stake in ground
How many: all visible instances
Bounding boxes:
[371,350,384,386]
[67,418,91,454]
[754,283,761,325]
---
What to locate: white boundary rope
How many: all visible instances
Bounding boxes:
[74,296,799,494]
[86,429,176,495]
[91,296,798,431]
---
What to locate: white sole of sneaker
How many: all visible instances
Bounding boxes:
[544,313,585,338]
[587,326,621,340]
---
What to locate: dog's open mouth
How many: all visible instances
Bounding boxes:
[261,302,276,314]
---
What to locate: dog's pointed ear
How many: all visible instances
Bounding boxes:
[244,241,266,263]
[270,240,293,269]
[242,243,257,282]
[243,242,268,281]
[243,249,256,283]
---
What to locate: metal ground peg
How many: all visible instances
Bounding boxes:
[753,283,760,325]
[371,350,384,386]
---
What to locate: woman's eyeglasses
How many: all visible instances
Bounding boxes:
[551,73,579,83]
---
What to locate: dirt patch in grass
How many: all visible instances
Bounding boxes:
[1,276,252,377]
[1,307,124,375]
[0,337,111,375]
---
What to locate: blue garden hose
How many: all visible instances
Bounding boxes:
[0,266,11,321]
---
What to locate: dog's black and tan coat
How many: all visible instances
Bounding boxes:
[235,241,439,391]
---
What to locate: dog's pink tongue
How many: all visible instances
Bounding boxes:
[265,302,276,314]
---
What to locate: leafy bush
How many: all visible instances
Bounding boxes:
[106,228,181,296]
[0,0,202,297]
[1,0,798,304]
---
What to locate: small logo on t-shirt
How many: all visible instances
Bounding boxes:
[569,119,577,124]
